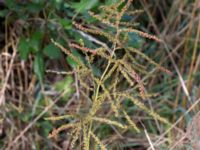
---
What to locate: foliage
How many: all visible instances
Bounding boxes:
[0,0,200,150]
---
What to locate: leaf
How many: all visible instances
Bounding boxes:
[43,44,61,59]
[66,48,85,68]
[38,121,53,137]
[92,65,101,77]
[54,76,73,92]
[26,2,44,13]
[104,0,120,5]
[66,56,78,68]
[34,53,44,82]
[50,0,63,10]
[71,0,99,12]
[59,18,72,30]
[0,9,9,17]
[29,31,44,52]
[127,32,143,48]
[18,32,43,60]
[18,37,31,60]
[5,0,15,8]
[54,76,74,100]
[20,112,32,122]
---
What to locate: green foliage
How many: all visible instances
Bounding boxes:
[71,0,99,13]
[43,44,61,59]
[34,53,44,82]
[59,18,72,30]
[1,0,188,149]
[18,37,30,60]
[54,76,74,99]
[67,56,78,68]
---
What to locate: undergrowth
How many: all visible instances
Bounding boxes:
[45,0,171,149]
[1,0,200,149]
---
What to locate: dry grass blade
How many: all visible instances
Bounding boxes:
[163,43,190,100]
[141,122,155,150]
[0,37,17,106]
[147,98,200,149]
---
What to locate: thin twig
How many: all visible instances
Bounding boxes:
[0,38,17,106]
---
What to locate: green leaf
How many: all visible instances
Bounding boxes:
[34,53,44,82]
[50,0,63,10]
[43,44,61,59]
[54,76,73,92]
[66,56,78,68]
[104,0,120,6]
[5,0,15,8]
[26,2,44,13]
[29,31,44,52]
[92,65,101,77]
[18,37,31,60]
[59,18,72,30]
[18,32,43,60]
[127,32,143,48]
[38,121,53,137]
[54,76,74,100]
[20,113,31,122]
[0,9,9,17]
[71,0,99,12]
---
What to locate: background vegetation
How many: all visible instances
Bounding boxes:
[0,0,200,150]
